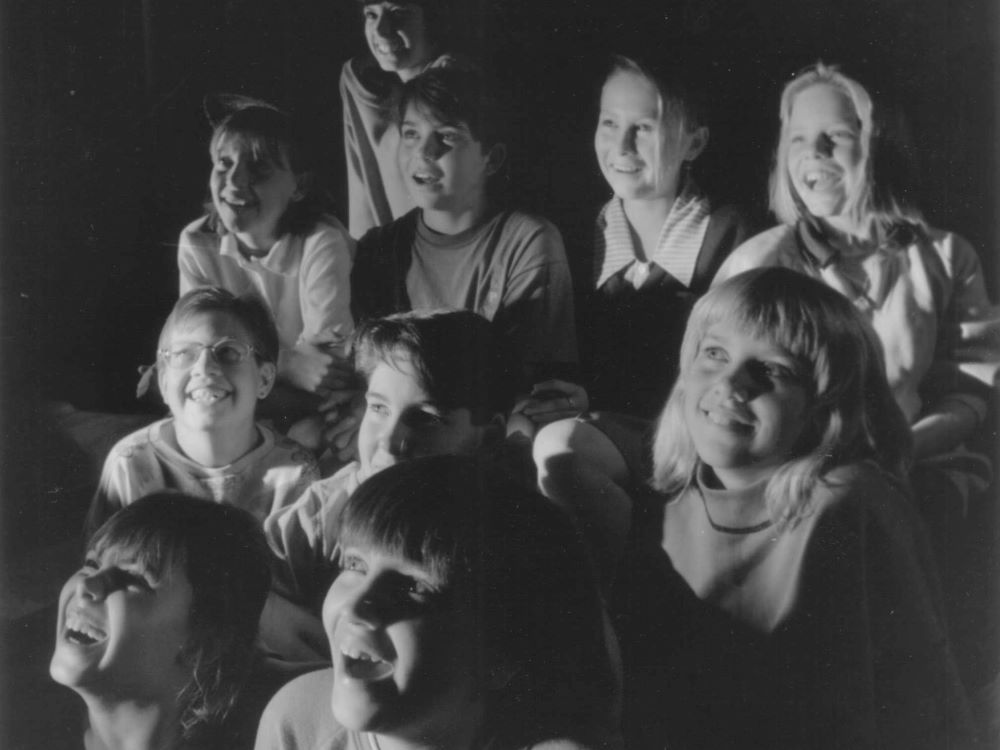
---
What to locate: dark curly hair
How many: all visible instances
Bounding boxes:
[87,493,271,741]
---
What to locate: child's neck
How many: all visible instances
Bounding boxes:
[421,197,492,236]
[83,696,183,750]
[621,192,678,257]
[373,716,483,750]
[234,231,278,259]
[171,420,260,468]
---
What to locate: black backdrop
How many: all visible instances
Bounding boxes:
[0,0,996,597]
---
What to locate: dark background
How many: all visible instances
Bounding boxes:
[0,0,996,739]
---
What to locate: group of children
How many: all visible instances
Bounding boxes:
[46,0,999,748]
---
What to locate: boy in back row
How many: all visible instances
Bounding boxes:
[350,65,580,424]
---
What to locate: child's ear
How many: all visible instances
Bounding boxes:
[291,172,313,203]
[257,362,277,400]
[684,126,709,163]
[484,143,507,177]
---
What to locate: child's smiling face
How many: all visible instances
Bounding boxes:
[363,2,432,80]
[358,355,486,477]
[682,322,811,489]
[50,547,193,702]
[323,543,479,739]
[595,69,704,203]
[786,83,865,224]
[209,133,299,253]
[397,102,495,219]
[157,310,274,440]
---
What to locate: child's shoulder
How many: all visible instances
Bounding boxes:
[178,215,217,242]
[301,214,354,250]
[257,668,351,748]
[259,424,321,471]
[107,418,172,462]
[808,461,911,527]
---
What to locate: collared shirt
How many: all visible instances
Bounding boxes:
[178,215,355,353]
[594,181,711,290]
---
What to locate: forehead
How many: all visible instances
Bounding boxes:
[367,356,430,398]
[601,70,661,115]
[701,320,797,357]
[168,310,251,342]
[789,83,859,126]
[211,130,289,165]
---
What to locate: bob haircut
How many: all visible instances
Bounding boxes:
[353,309,517,425]
[157,287,280,365]
[769,63,923,238]
[599,53,709,198]
[205,100,327,237]
[398,65,507,153]
[337,455,617,747]
[651,267,912,524]
[87,493,271,741]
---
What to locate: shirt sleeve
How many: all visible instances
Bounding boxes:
[84,452,131,540]
[341,62,378,241]
[297,223,356,347]
[922,232,998,421]
[264,475,349,609]
[177,222,218,296]
[497,218,579,378]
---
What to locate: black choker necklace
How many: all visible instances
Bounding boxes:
[697,486,773,535]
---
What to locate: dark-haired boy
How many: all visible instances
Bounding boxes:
[350,66,579,408]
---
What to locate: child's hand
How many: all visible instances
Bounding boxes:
[321,389,364,463]
[281,342,354,394]
[512,379,589,427]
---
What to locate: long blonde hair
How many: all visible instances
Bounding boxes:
[651,268,912,523]
[769,63,924,241]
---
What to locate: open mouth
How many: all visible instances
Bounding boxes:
[187,387,229,405]
[702,408,753,434]
[610,163,641,174]
[372,39,403,56]
[412,172,441,187]
[340,644,394,681]
[64,613,106,646]
[801,169,839,191]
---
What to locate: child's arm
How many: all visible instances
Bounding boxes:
[496,217,579,380]
[177,221,220,295]
[914,232,998,457]
[340,60,379,239]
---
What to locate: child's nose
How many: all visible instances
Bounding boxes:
[227,160,252,190]
[375,13,395,38]
[190,346,223,376]
[343,581,383,627]
[617,126,638,154]
[714,364,760,403]
[77,570,111,602]
[418,136,445,162]
[810,133,835,157]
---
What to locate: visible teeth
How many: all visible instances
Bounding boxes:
[803,171,837,190]
[612,165,640,174]
[65,614,105,644]
[413,173,438,185]
[189,388,226,404]
[340,645,381,662]
[705,410,750,430]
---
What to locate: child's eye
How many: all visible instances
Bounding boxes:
[598,118,617,129]
[339,554,367,574]
[762,362,798,381]
[637,122,655,134]
[411,409,446,428]
[400,127,419,141]
[830,129,856,142]
[366,400,390,418]
[363,8,378,21]
[438,131,461,145]
[701,346,727,362]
